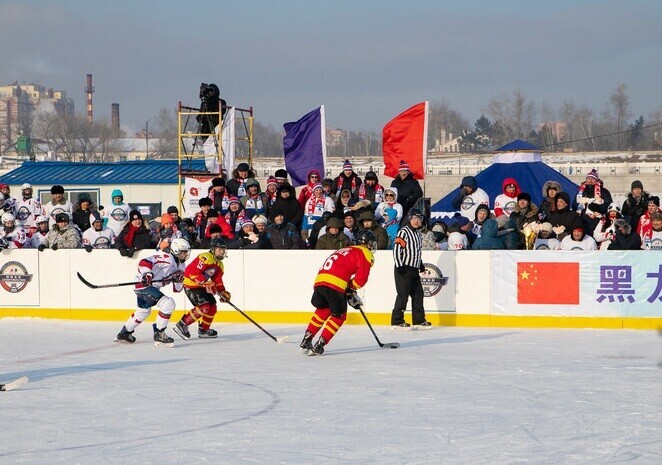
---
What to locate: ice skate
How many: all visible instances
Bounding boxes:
[412,320,432,330]
[173,320,191,340]
[198,326,218,339]
[300,331,314,354]
[115,326,136,344]
[153,324,174,347]
[391,322,411,331]
[308,337,326,356]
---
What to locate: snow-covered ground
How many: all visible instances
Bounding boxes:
[1,319,660,464]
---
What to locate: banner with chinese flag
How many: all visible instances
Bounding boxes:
[517,262,579,305]
[382,101,428,180]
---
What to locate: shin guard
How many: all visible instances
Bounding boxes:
[319,313,347,345]
[306,308,331,337]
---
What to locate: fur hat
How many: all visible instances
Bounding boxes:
[517,193,531,203]
[211,177,225,187]
[198,197,213,207]
[540,222,553,233]
[55,212,69,223]
[236,162,250,171]
[207,209,219,218]
[253,215,268,226]
[274,169,288,181]
[208,224,222,234]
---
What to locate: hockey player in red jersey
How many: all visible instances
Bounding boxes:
[116,238,191,347]
[173,238,230,340]
[301,229,377,355]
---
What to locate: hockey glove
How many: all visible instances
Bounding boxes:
[84,245,94,253]
[396,266,406,275]
[51,243,59,251]
[346,290,363,309]
[203,279,216,294]
[126,248,135,258]
[141,272,154,287]
[38,244,46,252]
[419,263,426,273]
[169,271,184,283]
[218,290,231,303]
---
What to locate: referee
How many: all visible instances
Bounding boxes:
[391,208,430,327]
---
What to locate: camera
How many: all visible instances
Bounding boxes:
[199,83,220,104]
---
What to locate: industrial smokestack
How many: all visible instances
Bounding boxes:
[111,103,120,133]
[85,74,94,123]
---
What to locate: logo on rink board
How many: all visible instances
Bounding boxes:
[0,261,33,293]
[420,263,448,297]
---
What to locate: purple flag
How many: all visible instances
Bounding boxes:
[283,106,326,187]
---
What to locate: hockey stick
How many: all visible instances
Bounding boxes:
[356,305,400,349]
[225,300,291,343]
[0,376,29,391]
[76,272,176,290]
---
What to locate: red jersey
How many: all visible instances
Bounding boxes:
[314,245,374,293]
[182,251,225,293]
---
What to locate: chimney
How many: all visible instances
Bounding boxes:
[111,103,120,133]
[85,74,94,123]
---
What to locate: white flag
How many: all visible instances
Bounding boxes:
[203,106,235,176]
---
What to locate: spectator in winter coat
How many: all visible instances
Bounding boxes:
[297,170,322,209]
[38,213,81,250]
[608,219,642,250]
[208,177,230,214]
[493,177,521,218]
[451,175,490,221]
[156,213,183,251]
[303,184,335,240]
[357,211,389,250]
[375,187,403,224]
[263,176,279,211]
[333,159,362,197]
[226,162,256,198]
[274,168,289,186]
[538,180,562,221]
[240,178,267,219]
[115,210,155,257]
[471,204,492,238]
[316,217,352,250]
[390,160,423,220]
[224,197,246,234]
[382,207,400,249]
[335,188,356,216]
[471,219,505,250]
[533,222,560,250]
[638,196,661,249]
[575,169,612,215]
[72,193,94,234]
[307,211,333,249]
[547,192,581,241]
[82,211,115,251]
[0,184,15,214]
[194,197,214,243]
[358,170,385,207]
[342,211,359,243]
[103,189,131,237]
[233,219,265,249]
[43,184,74,229]
[273,183,303,230]
[559,224,597,251]
[621,180,649,230]
[642,211,662,250]
[265,206,304,249]
[321,178,337,204]
[593,203,622,250]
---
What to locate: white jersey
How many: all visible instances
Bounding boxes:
[25,230,48,249]
[0,226,27,248]
[134,252,185,292]
[643,230,662,250]
[559,235,597,251]
[493,193,517,217]
[82,227,116,249]
[43,201,74,228]
[458,187,490,221]
[14,197,42,228]
[533,238,560,250]
[104,203,131,236]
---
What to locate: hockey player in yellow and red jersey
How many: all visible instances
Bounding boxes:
[301,229,377,355]
[173,238,230,340]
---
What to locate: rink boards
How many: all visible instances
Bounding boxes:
[0,249,660,329]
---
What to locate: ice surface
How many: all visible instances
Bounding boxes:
[1,319,660,464]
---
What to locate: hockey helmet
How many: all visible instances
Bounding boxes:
[355,229,377,251]
[209,237,227,260]
[35,215,49,224]
[170,238,191,262]
[2,212,15,226]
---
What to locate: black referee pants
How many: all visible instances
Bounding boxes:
[391,266,426,325]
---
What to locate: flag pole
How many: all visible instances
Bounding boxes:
[422,101,429,198]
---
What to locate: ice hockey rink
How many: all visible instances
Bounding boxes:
[1,319,660,464]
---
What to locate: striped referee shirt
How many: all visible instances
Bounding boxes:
[393,225,423,268]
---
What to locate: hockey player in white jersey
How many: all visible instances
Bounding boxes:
[24,215,50,249]
[14,183,42,233]
[116,238,191,347]
[82,211,115,251]
[43,185,73,228]
[0,212,27,249]
[0,184,16,215]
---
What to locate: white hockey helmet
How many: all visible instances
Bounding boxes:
[170,238,191,261]
[2,212,15,225]
[21,183,32,190]
[35,215,49,224]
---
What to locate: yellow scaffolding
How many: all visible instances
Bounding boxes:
[176,101,253,211]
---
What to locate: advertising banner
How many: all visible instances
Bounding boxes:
[0,250,39,306]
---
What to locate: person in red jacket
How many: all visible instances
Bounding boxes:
[300,230,377,355]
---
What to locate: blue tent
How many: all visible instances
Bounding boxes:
[430,139,579,219]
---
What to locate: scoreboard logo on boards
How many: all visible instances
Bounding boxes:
[0,261,33,293]
[420,263,449,297]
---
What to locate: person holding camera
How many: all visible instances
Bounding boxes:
[391,208,430,328]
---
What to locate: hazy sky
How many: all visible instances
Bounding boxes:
[1,0,660,134]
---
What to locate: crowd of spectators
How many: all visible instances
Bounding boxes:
[0,164,659,254]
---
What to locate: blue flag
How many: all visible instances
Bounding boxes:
[283,106,326,187]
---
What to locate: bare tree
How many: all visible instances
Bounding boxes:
[603,82,632,150]
[486,88,537,146]
[152,107,178,159]
[428,100,470,150]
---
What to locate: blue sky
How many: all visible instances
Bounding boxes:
[1,0,660,133]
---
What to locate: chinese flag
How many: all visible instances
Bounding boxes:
[517,262,579,305]
[382,101,428,180]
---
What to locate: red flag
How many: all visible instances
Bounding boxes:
[382,102,428,180]
[517,262,579,305]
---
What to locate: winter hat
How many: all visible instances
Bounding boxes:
[343,210,356,220]
[266,176,277,188]
[311,183,323,192]
[271,206,285,218]
[167,205,179,215]
[77,193,92,204]
[631,180,643,190]
[517,193,531,203]
[0,183,8,190]
[342,159,353,170]
[398,160,410,172]
[55,212,69,223]
[649,196,660,207]
[607,203,621,213]
[274,169,288,182]
[474,204,491,220]
[129,210,142,221]
[198,197,213,207]
[89,211,103,224]
[51,185,65,195]
[160,213,173,226]
[236,162,250,171]
[207,209,219,218]
[111,189,123,199]
[358,211,375,222]
[364,171,378,181]
[211,177,225,187]
[253,215,268,226]
[540,222,553,233]
[322,178,334,187]
[460,176,478,191]
[326,217,343,229]
[228,196,240,205]
[586,169,599,181]
[208,224,222,234]
[241,219,255,229]
[555,192,571,205]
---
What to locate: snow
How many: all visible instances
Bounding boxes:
[1,319,660,464]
